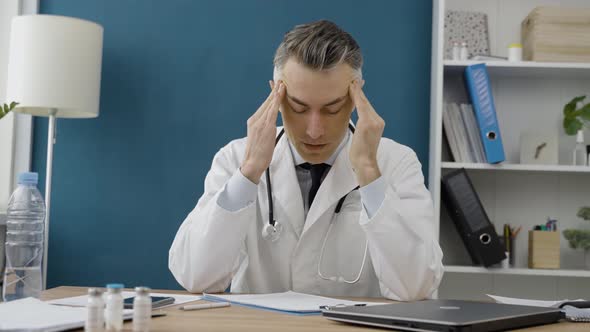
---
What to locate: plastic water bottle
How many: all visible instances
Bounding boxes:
[2,172,45,301]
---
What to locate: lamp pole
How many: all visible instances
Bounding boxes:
[43,109,57,290]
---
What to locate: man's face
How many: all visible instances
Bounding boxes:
[279,59,355,164]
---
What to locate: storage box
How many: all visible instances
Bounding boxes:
[522,6,590,63]
[528,230,560,269]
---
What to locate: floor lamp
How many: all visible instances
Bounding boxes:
[6,15,104,289]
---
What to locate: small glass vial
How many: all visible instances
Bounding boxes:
[85,288,104,332]
[573,130,587,166]
[133,287,152,331]
[459,42,469,60]
[105,283,124,331]
[451,41,460,60]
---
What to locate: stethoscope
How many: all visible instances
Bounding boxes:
[261,124,369,284]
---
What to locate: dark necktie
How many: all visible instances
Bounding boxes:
[299,163,330,208]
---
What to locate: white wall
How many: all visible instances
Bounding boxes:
[0,0,36,212]
[0,0,20,212]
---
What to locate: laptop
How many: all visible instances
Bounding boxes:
[321,299,563,332]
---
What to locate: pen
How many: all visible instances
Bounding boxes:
[179,302,231,311]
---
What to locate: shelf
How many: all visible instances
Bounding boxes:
[444,60,590,79]
[445,265,590,277]
[441,162,590,173]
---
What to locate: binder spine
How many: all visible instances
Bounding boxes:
[464,64,506,164]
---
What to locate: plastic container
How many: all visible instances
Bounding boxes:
[2,172,45,302]
[508,43,523,62]
[133,286,152,331]
[573,130,587,166]
[105,283,124,331]
[85,288,105,331]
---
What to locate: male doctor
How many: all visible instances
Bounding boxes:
[169,20,443,301]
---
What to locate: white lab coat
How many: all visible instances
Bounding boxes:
[169,129,444,301]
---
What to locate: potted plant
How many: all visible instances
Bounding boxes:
[563,95,590,135]
[563,207,590,268]
[0,102,19,121]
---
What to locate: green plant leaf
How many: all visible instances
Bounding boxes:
[578,207,590,220]
[9,101,18,110]
[580,103,590,121]
[564,117,583,135]
[564,95,586,116]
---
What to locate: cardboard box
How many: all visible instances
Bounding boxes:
[522,6,590,62]
[528,230,560,269]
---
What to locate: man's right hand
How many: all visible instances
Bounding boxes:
[240,80,285,184]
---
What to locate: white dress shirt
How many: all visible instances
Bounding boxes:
[217,131,386,227]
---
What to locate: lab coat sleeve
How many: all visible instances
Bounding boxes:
[359,148,444,301]
[169,140,255,293]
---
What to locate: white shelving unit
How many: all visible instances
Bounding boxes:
[430,0,590,301]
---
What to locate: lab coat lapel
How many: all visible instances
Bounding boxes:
[303,139,357,234]
[269,135,305,239]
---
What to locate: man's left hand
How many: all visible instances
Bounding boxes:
[349,80,385,187]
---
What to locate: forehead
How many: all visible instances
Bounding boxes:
[282,59,353,104]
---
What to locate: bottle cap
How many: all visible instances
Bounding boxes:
[135,286,151,295]
[577,130,584,143]
[88,288,102,297]
[17,172,38,185]
[509,43,522,48]
[106,283,124,292]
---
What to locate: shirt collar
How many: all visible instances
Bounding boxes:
[288,130,350,166]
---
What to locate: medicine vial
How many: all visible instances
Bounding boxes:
[133,287,152,331]
[105,283,124,331]
[459,42,468,60]
[452,41,460,60]
[85,288,104,332]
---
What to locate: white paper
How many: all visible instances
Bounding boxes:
[0,297,132,331]
[486,294,585,308]
[48,291,201,309]
[204,291,387,314]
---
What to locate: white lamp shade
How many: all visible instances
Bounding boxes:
[6,15,104,118]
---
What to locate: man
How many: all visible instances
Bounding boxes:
[169,20,443,301]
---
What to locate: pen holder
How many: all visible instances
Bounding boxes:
[528,231,560,269]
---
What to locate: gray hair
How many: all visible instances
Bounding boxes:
[273,20,363,81]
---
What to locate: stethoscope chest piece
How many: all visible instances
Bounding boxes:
[261,222,283,242]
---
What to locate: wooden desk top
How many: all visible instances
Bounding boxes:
[41,286,589,332]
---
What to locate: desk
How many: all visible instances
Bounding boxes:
[42,287,588,331]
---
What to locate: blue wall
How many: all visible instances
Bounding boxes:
[34,0,433,289]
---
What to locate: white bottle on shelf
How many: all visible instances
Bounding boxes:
[573,130,587,166]
[459,42,469,60]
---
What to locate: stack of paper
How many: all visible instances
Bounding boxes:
[0,297,132,331]
[203,291,387,316]
[487,294,590,322]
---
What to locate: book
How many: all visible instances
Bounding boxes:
[460,103,486,163]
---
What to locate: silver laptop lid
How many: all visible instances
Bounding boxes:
[322,299,562,326]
